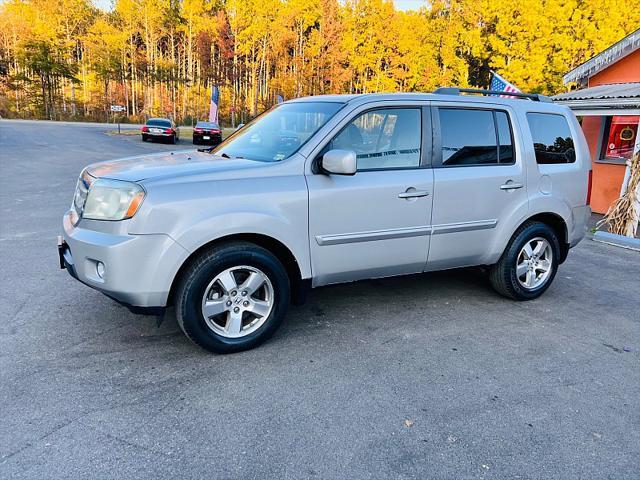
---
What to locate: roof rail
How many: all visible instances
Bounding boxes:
[433,87,552,103]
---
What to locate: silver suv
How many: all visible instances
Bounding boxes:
[59,89,592,353]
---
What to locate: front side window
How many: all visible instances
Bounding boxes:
[329,108,421,170]
[438,108,513,166]
[527,113,576,164]
[213,102,343,162]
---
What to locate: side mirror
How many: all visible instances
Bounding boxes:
[321,149,357,176]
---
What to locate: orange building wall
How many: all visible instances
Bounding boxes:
[590,162,627,214]
[589,50,640,86]
[580,49,639,213]
[581,116,602,161]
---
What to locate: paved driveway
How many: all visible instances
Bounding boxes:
[1,120,638,479]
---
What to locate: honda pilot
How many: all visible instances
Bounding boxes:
[59,89,592,353]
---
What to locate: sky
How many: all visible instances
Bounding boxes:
[91,0,427,12]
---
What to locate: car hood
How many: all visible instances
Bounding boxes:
[86,150,265,182]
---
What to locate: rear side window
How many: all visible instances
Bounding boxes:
[527,113,575,164]
[496,111,514,164]
[438,108,514,166]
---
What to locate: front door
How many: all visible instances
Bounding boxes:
[427,104,528,270]
[306,106,434,286]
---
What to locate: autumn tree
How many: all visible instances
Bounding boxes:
[0,0,638,122]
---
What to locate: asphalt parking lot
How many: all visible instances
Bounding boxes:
[1,119,639,479]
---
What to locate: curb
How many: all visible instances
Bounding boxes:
[592,231,640,252]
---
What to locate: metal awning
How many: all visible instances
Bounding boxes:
[552,83,640,115]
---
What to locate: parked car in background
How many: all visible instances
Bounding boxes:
[141,118,179,144]
[193,121,223,146]
[60,89,591,354]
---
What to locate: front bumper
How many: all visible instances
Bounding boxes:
[60,212,188,312]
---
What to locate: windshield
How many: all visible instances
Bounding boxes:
[213,102,343,162]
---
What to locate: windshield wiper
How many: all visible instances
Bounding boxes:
[217,152,245,159]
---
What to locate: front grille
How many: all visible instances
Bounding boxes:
[71,169,95,223]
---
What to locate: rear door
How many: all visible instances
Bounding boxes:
[427,103,529,270]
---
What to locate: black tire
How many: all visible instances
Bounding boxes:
[142,135,148,142]
[489,221,560,301]
[175,242,290,353]
[170,134,177,144]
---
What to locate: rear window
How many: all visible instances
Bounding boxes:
[197,122,219,129]
[147,119,171,127]
[527,113,575,164]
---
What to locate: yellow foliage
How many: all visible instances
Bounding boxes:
[0,0,638,122]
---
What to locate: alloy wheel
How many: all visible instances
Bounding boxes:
[515,237,553,290]
[201,265,274,338]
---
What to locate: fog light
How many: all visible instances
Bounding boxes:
[96,261,105,278]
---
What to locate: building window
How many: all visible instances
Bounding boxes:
[600,116,638,163]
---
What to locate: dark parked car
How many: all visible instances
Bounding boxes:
[141,118,179,144]
[193,121,223,145]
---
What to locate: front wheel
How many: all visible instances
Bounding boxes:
[489,222,560,301]
[175,242,290,353]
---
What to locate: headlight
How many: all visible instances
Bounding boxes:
[83,179,146,221]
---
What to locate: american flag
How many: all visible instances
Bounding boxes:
[490,71,521,98]
[208,86,220,123]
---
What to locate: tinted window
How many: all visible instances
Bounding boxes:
[196,122,220,129]
[496,111,514,164]
[331,108,421,170]
[439,109,498,165]
[146,119,171,127]
[527,113,575,164]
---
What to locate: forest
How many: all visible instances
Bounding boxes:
[0,0,638,125]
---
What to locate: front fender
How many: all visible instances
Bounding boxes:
[172,210,311,279]
[128,175,311,281]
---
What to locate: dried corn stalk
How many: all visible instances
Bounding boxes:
[599,150,640,237]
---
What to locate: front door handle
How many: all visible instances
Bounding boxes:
[500,182,524,191]
[398,190,430,199]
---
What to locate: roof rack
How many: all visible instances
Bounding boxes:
[433,87,552,103]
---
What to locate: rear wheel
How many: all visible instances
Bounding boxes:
[170,134,177,144]
[175,242,290,353]
[489,222,560,300]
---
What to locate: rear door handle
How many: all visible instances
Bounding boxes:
[500,182,524,190]
[398,190,430,199]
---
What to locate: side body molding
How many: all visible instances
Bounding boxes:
[315,219,499,247]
